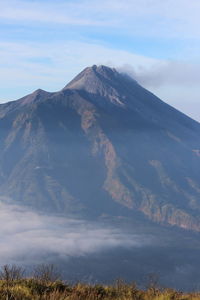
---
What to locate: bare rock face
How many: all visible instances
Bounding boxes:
[1,65,200,231]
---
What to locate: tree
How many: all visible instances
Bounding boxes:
[33,264,60,284]
[0,264,25,300]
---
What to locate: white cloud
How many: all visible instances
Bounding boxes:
[0,201,150,265]
[1,0,200,38]
[0,0,111,27]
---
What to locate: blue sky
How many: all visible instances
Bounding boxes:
[1,0,200,120]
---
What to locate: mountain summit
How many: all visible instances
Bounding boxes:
[65,65,119,90]
[64,64,139,107]
[1,65,200,231]
[65,65,131,93]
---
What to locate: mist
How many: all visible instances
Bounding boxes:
[0,201,151,265]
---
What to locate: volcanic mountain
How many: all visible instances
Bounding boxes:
[1,65,200,231]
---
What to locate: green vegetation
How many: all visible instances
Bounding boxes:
[0,264,199,300]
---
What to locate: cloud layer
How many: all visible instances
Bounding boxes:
[0,201,150,265]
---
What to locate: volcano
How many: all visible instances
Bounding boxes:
[1,65,200,231]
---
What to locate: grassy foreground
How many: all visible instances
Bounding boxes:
[0,279,200,300]
[0,265,199,300]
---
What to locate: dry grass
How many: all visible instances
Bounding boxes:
[0,265,198,300]
[0,279,198,300]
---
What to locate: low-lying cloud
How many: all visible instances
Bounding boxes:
[0,201,150,265]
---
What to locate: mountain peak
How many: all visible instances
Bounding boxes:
[66,64,117,83]
[91,64,118,76]
[63,65,129,94]
[18,88,51,106]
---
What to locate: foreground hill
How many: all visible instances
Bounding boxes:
[1,65,200,231]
